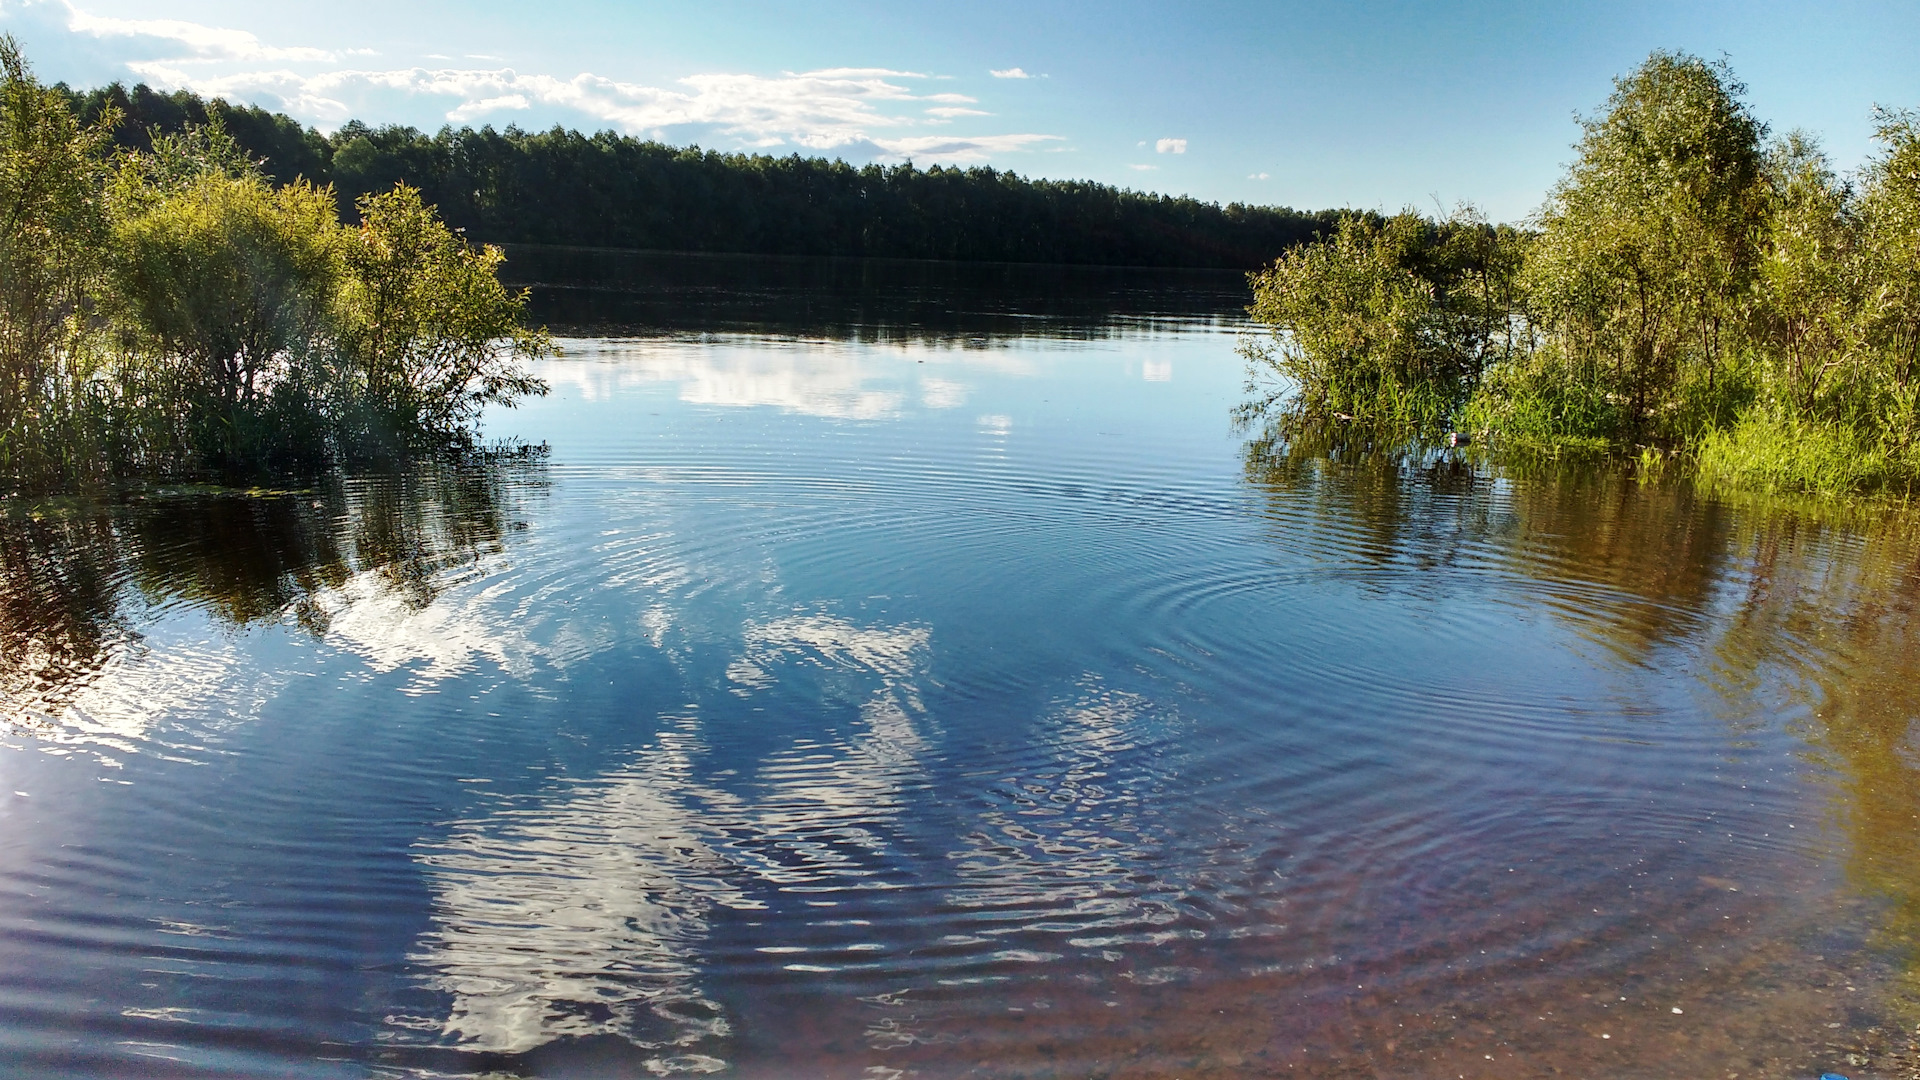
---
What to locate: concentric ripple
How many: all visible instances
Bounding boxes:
[0,313,1914,1079]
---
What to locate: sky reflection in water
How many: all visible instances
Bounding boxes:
[0,268,1918,1078]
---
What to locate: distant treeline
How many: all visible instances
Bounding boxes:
[62,82,1340,269]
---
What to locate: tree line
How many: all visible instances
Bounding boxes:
[63,82,1340,269]
[0,38,547,487]
[1246,51,1920,497]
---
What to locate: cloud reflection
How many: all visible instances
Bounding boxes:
[408,612,933,1064]
[541,338,1037,419]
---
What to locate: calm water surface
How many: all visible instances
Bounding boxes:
[2,255,1918,1078]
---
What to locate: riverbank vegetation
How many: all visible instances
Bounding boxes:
[0,38,548,489]
[1246,51,1920,498]
[65,82,1337,269]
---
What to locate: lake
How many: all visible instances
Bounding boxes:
[1,250,1916,1078]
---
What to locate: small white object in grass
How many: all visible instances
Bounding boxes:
[1601,1034,1611,1039]
[1672,1007,1683,1014]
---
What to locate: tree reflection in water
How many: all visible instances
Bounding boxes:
[0,454,545,738]
[1243,414,1920,1054]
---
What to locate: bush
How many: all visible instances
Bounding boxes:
[109,171,340,467]
[333,186,548,453]
[0,36,549,487]
[1244,210,1527,428]
[1253,49,1920,497]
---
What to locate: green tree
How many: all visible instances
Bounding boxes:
[1854,107,1920,454]
[1518,51,1769,437]
[0,35,116,478]
[334,184,548,449]
[1752,132,1860,419]
[109,168,342,464]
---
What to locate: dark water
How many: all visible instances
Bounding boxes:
[3,255,1919,1079]
[497,246,1253,341]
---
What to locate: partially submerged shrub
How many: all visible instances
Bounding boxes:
[334,185,548,453]
[109,171,340,466]
[1244,209,1527,428]
[0,35,549,486]
[1255,49,1920,496]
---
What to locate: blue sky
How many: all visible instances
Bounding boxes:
[3,0,1917,221]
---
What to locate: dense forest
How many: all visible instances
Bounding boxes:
[1246,51,1920,498]
[62,82,1339,269]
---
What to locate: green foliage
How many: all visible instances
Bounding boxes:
[0,40,549,488]
[1455,341,1630,443]
[1853,107,1920,453]
[335,185,548,450]
[63,81,331,185]
[0,35,116,479]
[1252,49,1920,497]
[1498,51,1768,440]
[109,172,341,464]
[81,85,1340,269]
[1752,133,1859,419]
[320,123,1337,268]
[1694,411,1907,497]
[1244,209,1528,428]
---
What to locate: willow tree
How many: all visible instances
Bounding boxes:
[0,35,116,476]
[1854,108,1920,454]
[1245,209,1527,427]
[1521,51,1769,437]
[334,185,548,451]
[1751,133,1859,419]
[110,168,341,464]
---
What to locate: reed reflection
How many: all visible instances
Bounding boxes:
[1242,417,1737,656]
[1701,506,1920,1025]
[0,513,129,723]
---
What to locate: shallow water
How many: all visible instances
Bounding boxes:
[2,256,1918,1078]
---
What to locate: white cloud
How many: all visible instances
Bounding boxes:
[1155,137,1187,154]
[1127,163,1156,171]
[5,0,1062,162]
[62,6,335,63]
[990,67,1031,79]
[445,93,530,123]
[1249,171,1270,180]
